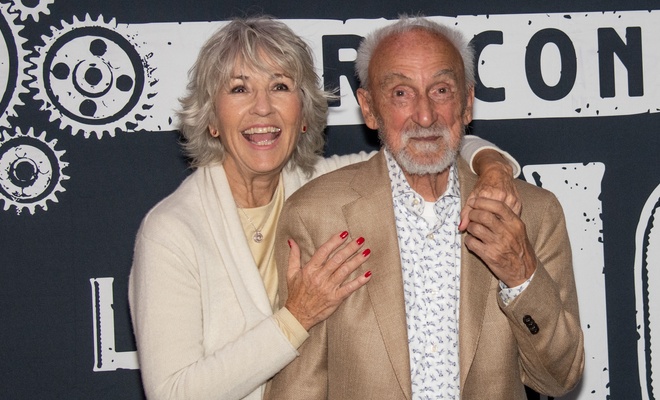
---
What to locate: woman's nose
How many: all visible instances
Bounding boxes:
[250,89,274,116]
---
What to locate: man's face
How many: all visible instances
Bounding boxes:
[357,28,474,175]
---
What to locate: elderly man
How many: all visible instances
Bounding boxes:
[267,16,584,400]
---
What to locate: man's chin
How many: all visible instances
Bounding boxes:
[397,157,455,176]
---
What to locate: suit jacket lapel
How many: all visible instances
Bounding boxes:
[337,154,492,395]
[457,158,495,390]
[342,151,413,399]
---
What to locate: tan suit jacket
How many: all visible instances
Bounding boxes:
[267,150,584,399]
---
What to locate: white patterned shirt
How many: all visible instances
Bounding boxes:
[385,150,533,399]
[386,150,462,399]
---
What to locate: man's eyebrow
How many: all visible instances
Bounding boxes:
[379,72,411,88]
[433,69,458,80]
[378,69,458,88]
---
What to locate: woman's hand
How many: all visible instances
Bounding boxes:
[460,149,521,231]
[284,231,372,331]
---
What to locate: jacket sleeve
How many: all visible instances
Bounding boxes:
[129,215,298,400]
[499,194,585,396]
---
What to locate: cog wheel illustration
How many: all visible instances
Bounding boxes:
[0,127,69,215]
[0,3,29,128]
[30,15,156,139]
[7,0,54,23]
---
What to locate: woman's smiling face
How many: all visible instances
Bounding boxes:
[210,61,305,180]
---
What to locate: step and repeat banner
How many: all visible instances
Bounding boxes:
[0,0,658,399]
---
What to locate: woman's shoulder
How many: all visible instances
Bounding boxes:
[138,169,209,238]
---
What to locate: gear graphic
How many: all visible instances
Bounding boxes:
[30,15,157,139]
[0,127,69,214]
[0,3,29,128]
[7,0,54,23]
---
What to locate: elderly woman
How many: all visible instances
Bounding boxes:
[128,16,520,400]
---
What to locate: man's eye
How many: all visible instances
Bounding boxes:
[394,90,405,97]
[432,86,453,99]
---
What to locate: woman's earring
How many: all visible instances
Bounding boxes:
[302,125,307,133]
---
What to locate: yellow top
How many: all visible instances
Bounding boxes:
[237,177,308,348]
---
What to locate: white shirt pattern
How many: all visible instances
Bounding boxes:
[386,150,462,400]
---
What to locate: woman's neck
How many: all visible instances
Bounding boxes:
[226,168,281,208]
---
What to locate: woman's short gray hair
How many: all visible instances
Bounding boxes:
[177,16,330,174]
[355,15,476,94]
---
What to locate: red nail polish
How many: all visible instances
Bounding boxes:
[364,270,372,278]
[287,239,292,248]
[340,231,349,239]
[356,237,365,245]
[362,249,371,257]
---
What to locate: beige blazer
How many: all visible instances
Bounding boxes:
[267,150,584,399]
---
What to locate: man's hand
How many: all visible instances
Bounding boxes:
[463,197,536,287]
[285,231,372,331]
[460,150,521,231]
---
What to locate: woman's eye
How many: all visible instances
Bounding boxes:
[274,83,290,91]
[230,86,246,93]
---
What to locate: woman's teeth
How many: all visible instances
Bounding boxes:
[242,127,281,145]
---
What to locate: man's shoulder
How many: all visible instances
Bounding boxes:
[512,176,565,229]
[290,158,373,200]
[514,177,560,206]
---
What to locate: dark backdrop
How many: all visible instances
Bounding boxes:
[1,1,658,399]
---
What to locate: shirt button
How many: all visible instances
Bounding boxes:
[426,233,434,240]
[413,199,420,205]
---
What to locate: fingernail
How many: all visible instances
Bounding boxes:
[340,231,349,239]
[364,270,372,278]
[362,248,371,257]
[356,237,365,245]
[287,239,292,248]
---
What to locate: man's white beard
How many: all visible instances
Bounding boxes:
[380,124,463,175]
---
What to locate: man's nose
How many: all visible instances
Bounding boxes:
[412,94,437,128]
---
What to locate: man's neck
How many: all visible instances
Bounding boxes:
[403,169,450,202]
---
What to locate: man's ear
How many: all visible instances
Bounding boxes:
[357,88,379,130]
[462,86,475,126]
